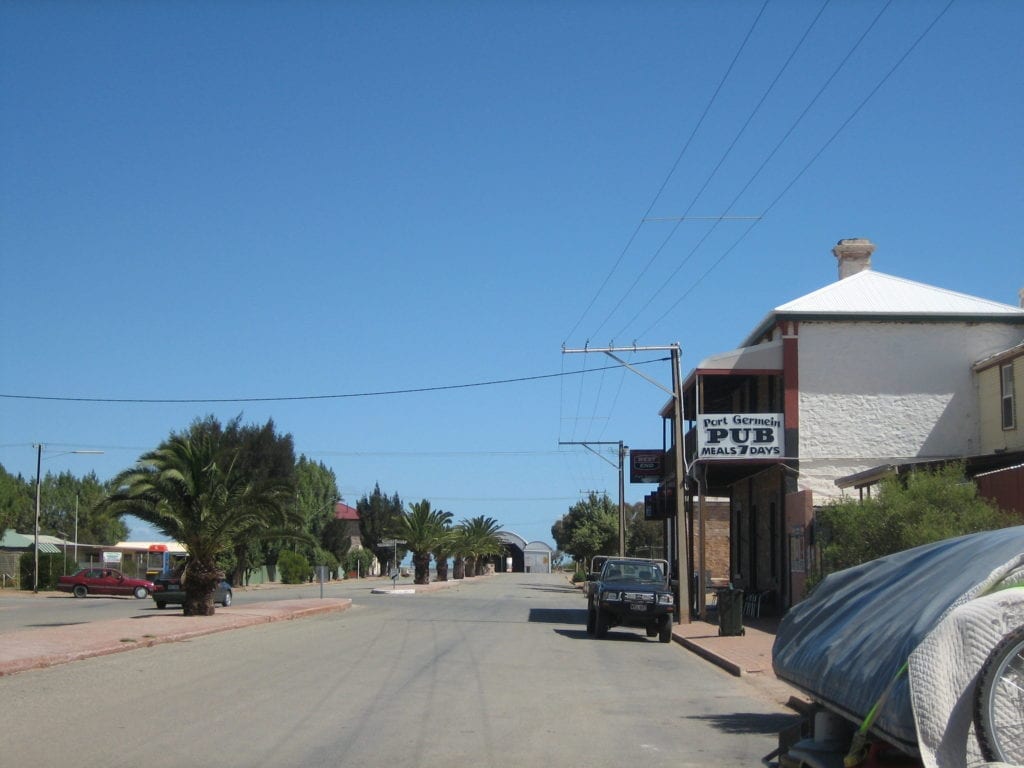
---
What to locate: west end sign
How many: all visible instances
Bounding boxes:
[696,413,784,459]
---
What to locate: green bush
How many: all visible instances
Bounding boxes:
[309,546,339,579]
[277,550,311,584]
[19,551,66,591]
[815,462,1021,582]
[343,548,374,577]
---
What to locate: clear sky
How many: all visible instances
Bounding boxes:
[2,1,1022,547]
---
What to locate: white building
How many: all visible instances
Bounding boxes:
[668,238,1024,611]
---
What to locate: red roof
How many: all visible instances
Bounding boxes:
[334,502,360,521]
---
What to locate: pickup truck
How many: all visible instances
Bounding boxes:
[586,557,675,643]
[581,555,611,599]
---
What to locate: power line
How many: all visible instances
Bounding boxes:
[0,357,670,405]
[563,0,771,344]
[610,0,834,340]
[636,0,956,339]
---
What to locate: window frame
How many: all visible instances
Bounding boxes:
[1000,363,1016,430]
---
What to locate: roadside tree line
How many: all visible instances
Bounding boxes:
[4,414,507,615]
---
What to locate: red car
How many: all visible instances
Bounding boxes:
[57,568,154,599]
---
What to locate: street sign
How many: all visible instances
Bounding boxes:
[381,539,406,547]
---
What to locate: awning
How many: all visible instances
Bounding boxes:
[695,339,784,372]
[0,529,61,553]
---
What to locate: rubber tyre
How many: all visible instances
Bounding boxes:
[133,586,149,599]
[594,607,609,638]
[659,617,673,643]
[155,601,167,610]
[221,590,232,607]
[586,607,595,634]
[646,624,658,638]
[973,625,1024,765]
[73,585,87,598]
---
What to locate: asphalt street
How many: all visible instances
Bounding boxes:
[0,573,798,768]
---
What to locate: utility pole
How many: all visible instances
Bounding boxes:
[562,344,691,623]
[560,440,627,556]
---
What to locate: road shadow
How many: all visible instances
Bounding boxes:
[552,627,658,643]
[528,607,587,624]
[26,621,89,628]
[518,583,580,594]
[554,628,591,640]
[685,711,800,736]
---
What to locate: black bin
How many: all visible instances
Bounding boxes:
[717,587,745,636]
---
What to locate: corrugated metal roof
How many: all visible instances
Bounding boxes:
[776,270,1024,315]
[742,270,1024,346]
[0,529,61,553]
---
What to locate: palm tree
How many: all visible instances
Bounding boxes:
[399,500,451,585]
[102,433,298,615]
[431,513,455,582]
[456,515,503,577]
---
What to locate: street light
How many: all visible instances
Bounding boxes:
[33,445,104,593]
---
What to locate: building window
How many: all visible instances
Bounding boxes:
[1001,363,1016,430]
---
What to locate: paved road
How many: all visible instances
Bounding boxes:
[1,574,796,767]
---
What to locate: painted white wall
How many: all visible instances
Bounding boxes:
[796,321,1023,501]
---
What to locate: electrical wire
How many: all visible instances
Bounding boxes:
[0,358,670,405]
[635,0,956,339]
[563,0,771,345]
[611,0,834,340]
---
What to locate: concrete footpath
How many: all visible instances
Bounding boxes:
[0,597,353,677]
[670,615,808,710]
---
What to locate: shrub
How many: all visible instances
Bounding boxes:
[277,550,311,584]
[20,551,66,590]
[815,462,1020,581]
[343,548,375,577]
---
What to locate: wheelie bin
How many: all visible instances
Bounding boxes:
[717,587,745,636]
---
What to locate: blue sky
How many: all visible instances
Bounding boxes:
[2,1,1021,548]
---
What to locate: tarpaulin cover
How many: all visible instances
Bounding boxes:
[772,526,1024,755]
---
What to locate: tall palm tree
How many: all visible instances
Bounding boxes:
[399,500,451,585]
[102,433,298,615]
[456,515,503,577]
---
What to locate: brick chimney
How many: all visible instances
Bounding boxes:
[833,238,876,279]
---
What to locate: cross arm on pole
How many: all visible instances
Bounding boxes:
[558,440,619,469]
[561,344,679,400]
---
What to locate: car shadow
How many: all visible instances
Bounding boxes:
[528,607,587,624]
[594,630,655,643]
[552,627,658,642]
[554,628,591,640]
[685,711,800,736]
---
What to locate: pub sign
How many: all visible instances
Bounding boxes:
[630,449,665,483]
[696,413,784,459]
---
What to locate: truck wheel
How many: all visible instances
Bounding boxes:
[586,608,595,634]
[659,617,673,643]
[595,607,609,638]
